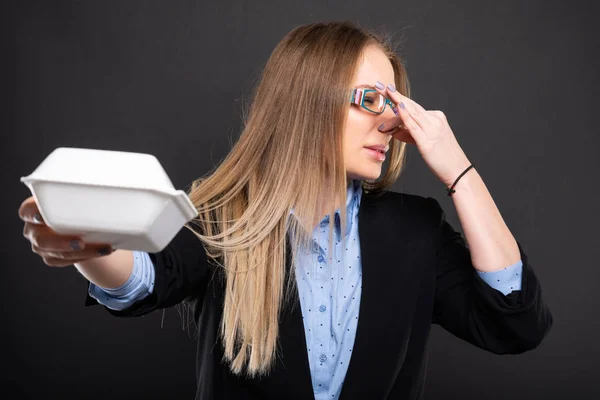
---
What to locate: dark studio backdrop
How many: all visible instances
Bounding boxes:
[2,0,598,399]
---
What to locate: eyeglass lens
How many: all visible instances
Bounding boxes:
[362,91,386,113]
[352,89,387,113]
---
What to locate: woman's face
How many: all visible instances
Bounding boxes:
[344,46,397,181]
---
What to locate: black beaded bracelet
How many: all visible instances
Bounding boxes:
[446,164,475,196]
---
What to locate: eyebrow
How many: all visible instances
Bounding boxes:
[355,84,377,89]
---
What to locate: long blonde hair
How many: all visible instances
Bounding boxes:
[183,20,411,378]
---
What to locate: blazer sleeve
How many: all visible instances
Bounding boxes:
[426,197,553,354]
[83,224,214,318]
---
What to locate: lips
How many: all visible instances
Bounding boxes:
[364,144,389,153]
[364,147,386,161]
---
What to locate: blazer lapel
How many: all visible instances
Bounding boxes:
[339,191,425,398]
[274,191,423,399]
[266,236,317,399]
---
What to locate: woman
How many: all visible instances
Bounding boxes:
[19,21,552,400]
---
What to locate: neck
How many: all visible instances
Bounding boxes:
[311,179,353,231]
[293,178,355,235]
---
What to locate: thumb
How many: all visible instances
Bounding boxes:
[392,127,416,145]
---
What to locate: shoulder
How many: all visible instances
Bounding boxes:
[364,189,443,219]
[360,189,446,250]
[361,189,446,240]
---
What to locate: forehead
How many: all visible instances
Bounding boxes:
[351,46,395,87]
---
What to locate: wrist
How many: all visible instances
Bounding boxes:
[445,163,475,195]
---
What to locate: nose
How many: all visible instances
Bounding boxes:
[378,118,399,135]
[378,100,400,128]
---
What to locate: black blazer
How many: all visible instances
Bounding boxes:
[85,190,553,400]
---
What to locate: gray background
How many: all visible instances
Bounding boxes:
[3,0,598,398]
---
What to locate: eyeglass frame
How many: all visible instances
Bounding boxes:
[349,88,395,115]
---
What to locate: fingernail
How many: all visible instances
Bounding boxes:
[375,81,384,90]
[33,213,43,223]
[387,84,396,92]
[97,247,112,256]
[378,123,385,131]
[392,106,399,115]
[69,240,83,251]
[400,102,406,110]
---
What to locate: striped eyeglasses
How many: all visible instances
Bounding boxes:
[349,88,395,114]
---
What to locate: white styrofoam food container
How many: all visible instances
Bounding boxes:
[20,147,198,253]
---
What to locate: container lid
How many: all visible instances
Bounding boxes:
[20,147,177,192]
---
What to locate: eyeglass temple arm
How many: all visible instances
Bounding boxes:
[350,88,366,104]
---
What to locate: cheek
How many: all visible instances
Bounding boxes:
[345,110,370,149]
[343,129,360,151]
